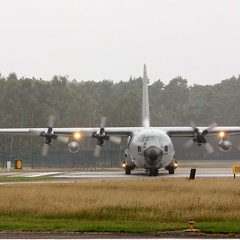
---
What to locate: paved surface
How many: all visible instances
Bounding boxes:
[0,168,236,180]
[53,169,235,179]
[0,231,240,239]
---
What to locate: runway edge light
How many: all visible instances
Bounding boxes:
[184,217,200,232]
[189,218,195,231]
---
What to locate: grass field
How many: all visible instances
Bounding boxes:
[0,177,240,233]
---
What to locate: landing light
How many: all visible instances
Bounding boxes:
[73,132,81,140]
[219,131,225,138]
[174,160,178,169]
[122,161,127,169]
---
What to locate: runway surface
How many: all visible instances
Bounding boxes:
[0,168,236,180]
[55,168,235,179]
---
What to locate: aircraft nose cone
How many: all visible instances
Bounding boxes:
[149,148,159,161]
[144,146,163,165]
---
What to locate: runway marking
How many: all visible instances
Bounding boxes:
[6,172,62,178]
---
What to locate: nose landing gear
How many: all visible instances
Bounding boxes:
[147,168,159,176]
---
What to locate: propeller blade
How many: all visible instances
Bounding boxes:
[48,115,56,128]
[93,145,101,158]
[204,142,215,154]
[109,136,121,144]
[183,138,194,149]
[57,136,69,144]
[237,144,240,151]
[206,122,218,132]
[189,119,197,129]
[83,132,92,137]
[41,143,49,156]
[100,116,107,128]
[29,129,42,136]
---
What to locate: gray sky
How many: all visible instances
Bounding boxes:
[1,0,240,86]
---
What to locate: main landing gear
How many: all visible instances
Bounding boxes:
[125,166,132,175]
[165,165,175,174]
[124,164,134,175]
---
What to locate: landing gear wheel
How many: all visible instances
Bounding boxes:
[168,166,174,174]
[153,168,159,176]
[147,169,153,176]
[125,166,131,175]
[147,169,158,177]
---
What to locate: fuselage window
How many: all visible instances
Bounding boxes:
[164,146,168,152]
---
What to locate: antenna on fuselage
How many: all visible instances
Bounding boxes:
[142,64,150,127]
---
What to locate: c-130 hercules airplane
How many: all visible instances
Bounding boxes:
[0,65,239,176]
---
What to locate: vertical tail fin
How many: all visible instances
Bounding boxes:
[142,64,150,127]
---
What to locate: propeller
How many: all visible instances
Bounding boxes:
[183,121,217,154]
[40,115,57,156]
[30,115,69,156]
[48,115,56,128]
[93,145,101,158]
[237,144,240,151]
[92,116,121,157]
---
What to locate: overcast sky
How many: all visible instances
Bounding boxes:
[1,0,240,86]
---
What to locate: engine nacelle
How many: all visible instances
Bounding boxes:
[68,141,80,153]
[218,139,232,152]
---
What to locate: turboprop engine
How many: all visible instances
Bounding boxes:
[68,141,80,153]
[218,139,232,152]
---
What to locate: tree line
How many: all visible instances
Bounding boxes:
[0,72,240,168]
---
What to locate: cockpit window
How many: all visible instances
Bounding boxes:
[138,135,166,143]
[137,135,145,142]
[145,136,163,142]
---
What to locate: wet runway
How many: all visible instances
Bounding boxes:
[53,169,235,179]
[0,167,236,180]
[1,158,239,180]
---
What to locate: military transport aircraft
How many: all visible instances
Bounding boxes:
[0,65,239,176]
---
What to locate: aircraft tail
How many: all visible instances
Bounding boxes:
[142,64,150,127]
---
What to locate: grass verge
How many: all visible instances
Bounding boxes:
[0,216,239,233]
[0,178,240,233]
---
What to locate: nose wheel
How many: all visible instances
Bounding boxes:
[147,168,159,176]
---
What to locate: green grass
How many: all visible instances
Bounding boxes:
[0,216,239,233]
[0,216,183,232]
[0,176,53,182]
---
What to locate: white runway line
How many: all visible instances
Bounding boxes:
[7,172,62,178]
[25,172,62,177]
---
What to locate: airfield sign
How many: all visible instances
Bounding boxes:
[232,164,240,177]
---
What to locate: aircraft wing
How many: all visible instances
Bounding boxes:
[160,126,240,137]
[1,126,240,137]
[53,127,138,137]
[0,127,138,137]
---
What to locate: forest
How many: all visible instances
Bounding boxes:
[0,72,240,168]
